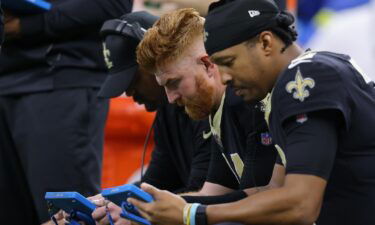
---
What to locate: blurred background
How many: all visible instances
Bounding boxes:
[102,0,375,188]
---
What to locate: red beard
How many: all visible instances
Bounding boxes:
[177,74,215,120]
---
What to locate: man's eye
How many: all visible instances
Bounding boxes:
[215,57,235,67]
[222,59,234,67]
[222,62,233,67]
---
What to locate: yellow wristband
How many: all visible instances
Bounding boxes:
[183,204,192,225]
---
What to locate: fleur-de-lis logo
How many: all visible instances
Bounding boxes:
[102,43,113,69]
[285,67,315,102]
[261,92,272,126]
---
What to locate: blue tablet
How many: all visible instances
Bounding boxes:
[45,192,96,216]
[102,184,153,206]
[2,0,51,14]
[102,184,153,225]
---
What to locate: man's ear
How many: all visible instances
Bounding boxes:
[258,31,273,56]
[200,55,215,77]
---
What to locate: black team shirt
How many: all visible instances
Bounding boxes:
[141,104,211,193]
[206,87,277,190]
[0,0,132,95]
[267,50,375,225]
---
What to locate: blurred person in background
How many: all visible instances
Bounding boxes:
[0,0,132,224]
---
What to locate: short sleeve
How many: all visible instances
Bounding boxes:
[274,59,352,130]
[282,110,339,180]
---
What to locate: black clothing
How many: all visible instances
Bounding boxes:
[204,0,294,55]
[268,51,375,225]
[98,11,159,98]
[0,0,3,45]
[141,105,211,193]
[206,88,276,190]
[0,88,108,224]
[280,110,339,179]
[0,0,132,95]
[0,0,132,223]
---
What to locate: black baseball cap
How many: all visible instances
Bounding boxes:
[205,0,290,55]
[98,11,159,98]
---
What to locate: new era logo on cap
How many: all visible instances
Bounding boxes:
[248,10,260,18]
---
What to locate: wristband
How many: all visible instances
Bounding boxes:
[195,205,208,225]
[189,203,200,225]
[183,204,192,225]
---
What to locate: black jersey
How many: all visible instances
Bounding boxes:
[206,87,276,190]
[141,104,211,193]
[267,51,375,225]
[0,0,132,95]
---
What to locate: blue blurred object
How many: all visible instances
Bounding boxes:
[296,20,317,47]
[2,0,51,14]
[297,0,326,23]
[296,0,370,46]
[324,0,370,11]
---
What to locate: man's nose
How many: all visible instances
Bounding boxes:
[165,88,180,104]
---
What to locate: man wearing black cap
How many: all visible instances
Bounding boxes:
[127,0,375,225]
[87,11,212,225]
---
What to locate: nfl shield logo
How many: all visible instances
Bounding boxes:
[260,132,272,146]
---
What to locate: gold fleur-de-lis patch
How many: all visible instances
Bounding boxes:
[261,92,272,127]
[102,43,113,69]
[285,67,315,102]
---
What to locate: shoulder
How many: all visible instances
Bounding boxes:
[271,51,353,124]
[279,51,350,88]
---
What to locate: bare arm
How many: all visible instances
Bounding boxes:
[184,181,234,196]
[182,163,284,198]
[244,163,285,196]
[207,173,326,225]
[128,175,325,225]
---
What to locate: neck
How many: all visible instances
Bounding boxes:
[267,43,303,92]
[280,43,303,68]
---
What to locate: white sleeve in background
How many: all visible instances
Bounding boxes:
[306,2,375,81]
